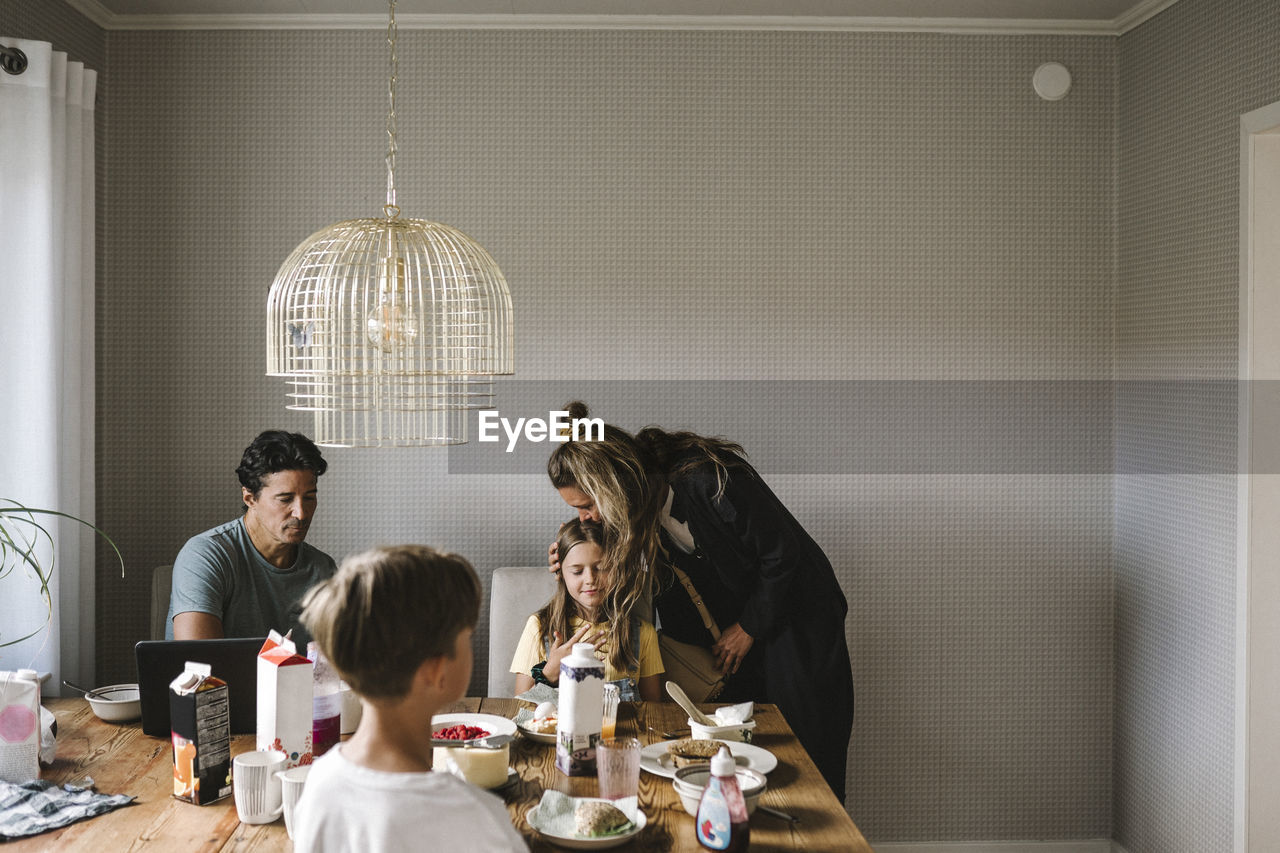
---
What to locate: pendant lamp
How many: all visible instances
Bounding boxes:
[266,0,513,447]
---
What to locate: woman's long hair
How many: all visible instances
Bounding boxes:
[634,426,746,500]
[546,402,751,665]
[547,403,664,672]
[535,519,639,671]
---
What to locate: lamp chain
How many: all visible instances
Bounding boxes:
[384,0,399,217]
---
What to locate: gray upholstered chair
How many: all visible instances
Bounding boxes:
[487,566,558,697]
[150,564,173,640]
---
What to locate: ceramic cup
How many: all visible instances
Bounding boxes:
[232,749,287,824]
[276,764,311,839]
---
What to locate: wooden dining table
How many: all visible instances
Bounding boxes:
[10,696,871,852]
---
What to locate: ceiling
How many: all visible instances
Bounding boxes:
[65,0,1178,35]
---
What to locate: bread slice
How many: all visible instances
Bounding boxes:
[574,800,632,837]
[666,738,728,768]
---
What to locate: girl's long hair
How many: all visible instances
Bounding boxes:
[547,403,663,672]
[546,402,751,670]
[535,519,638,672]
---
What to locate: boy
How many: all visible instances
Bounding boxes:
[292,546,526,852]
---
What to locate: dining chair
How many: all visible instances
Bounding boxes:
[149,564,173,640]
[487,566,558,697]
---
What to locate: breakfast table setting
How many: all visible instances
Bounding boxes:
[4,693,872,851]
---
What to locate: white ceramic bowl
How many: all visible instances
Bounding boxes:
[87,683,141,722]
[689,716,757,743]
[672,765,767,816]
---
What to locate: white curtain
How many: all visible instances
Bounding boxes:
[0,39,97,690]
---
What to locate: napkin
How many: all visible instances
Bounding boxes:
[515,683,558,706]
[534,790,637,836]
[712,702,754,725]
[0,779,133,840]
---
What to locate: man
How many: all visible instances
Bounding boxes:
[167,430,336,649]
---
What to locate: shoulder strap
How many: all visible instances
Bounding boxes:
[666,561,721,642]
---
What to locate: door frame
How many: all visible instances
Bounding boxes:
[1236,98,1280,853]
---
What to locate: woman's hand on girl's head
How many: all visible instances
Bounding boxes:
[548,540,561,573]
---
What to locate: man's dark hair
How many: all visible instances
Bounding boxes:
[236,430,328,497]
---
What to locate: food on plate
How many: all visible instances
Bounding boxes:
[666,738,728,768]
[534,701,556,720]
[527,715,557,734]
[574,800,633,837]
[433,724,489,740]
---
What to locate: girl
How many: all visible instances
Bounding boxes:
[511,519,663,701]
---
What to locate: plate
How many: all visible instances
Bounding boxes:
[516,720,557,744]
[430,712,517,741]
[639,739,777,778]
[526,801,647,850]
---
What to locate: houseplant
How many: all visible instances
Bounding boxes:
[0,499,124,650]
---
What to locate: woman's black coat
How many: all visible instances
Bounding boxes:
[654,452,855,801]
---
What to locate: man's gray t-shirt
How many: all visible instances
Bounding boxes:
[166,517,337,650]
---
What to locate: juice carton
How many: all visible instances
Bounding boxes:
[257,630,314,768]
[169,661,232,804]
[0,670,41,783]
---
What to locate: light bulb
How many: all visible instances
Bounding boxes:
[366,255,418,352]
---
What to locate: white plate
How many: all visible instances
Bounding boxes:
[430,712,517,741]
[516,720,557,744]
[526,801,647,849]
[639,739,778,778]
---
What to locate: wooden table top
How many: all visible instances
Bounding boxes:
[12,697,871,852]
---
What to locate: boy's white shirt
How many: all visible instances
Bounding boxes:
[292,744,527,852]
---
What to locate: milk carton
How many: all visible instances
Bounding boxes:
[169,661,232,804]
[257,630,313,768]
[0,670,41,783]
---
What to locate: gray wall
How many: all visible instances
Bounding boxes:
[92,26,1117,841]
[1116,0,1280,851]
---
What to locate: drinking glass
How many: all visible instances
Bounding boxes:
[596,736,641,802]
[601,683,620,739]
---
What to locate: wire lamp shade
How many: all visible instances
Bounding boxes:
[265,0,512,447]
[266,213,513,447]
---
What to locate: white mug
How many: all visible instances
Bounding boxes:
[232,749,287,824]
[275,764,311,839]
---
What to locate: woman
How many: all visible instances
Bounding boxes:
[546,402,855,801]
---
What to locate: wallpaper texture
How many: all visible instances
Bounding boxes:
[1116,0,1280,851]
[90,26,1117,841]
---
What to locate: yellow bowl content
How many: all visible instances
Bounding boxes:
[433,745,510,789]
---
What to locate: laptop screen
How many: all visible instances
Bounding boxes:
[134,637,266,737]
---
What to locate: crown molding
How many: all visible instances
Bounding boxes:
[62,0,1181,37]
[1113,0,1182,33]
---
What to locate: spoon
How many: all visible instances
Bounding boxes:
[666,681,717,727]
[63,679,110,701]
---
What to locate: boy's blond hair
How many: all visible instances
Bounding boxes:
[301,545,480,699]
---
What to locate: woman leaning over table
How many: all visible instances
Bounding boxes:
[546,402,855,801]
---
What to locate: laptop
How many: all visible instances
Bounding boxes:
[134,637,265,738]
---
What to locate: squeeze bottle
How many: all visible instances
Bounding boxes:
[696,746,750,851]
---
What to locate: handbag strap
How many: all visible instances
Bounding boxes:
[667,561,722,642]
